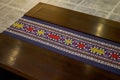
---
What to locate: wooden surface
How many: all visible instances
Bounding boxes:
[0,2,120,80]
[26,3,120,43]
[0,34,120,80]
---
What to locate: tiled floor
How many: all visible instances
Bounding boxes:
[0,0,120,33]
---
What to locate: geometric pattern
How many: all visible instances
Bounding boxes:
[4,16,120,74]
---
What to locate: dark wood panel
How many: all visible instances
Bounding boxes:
[26,3,120,43]
[0,67,26,80]
[0,33,120,80]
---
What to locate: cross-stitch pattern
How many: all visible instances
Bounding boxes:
[3,16,120,75]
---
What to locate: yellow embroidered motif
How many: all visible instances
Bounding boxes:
[65,39,72,45]
[37,30,45,35]
[12,22,24,28]
[90,47,105,55]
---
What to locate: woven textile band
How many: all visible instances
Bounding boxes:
[3,16,120,75]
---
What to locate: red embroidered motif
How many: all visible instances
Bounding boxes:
[111,54,119,59]
[109,53,120,60]
[27,27,34,31]
[48,34,60,40]
[77,43,85,49]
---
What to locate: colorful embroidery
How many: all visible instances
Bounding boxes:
[48,33,60,41]
[77,43,85,49]
[4,17,120,71]
[37,30,45,35]
[12,22,24,29]
[90,47,105,55]
[109,53,120,60]
[26,27,34,32]
[64,39,72,45]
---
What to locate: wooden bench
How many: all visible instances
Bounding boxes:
[0,2,120,80]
